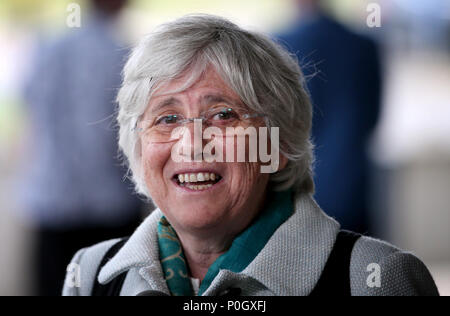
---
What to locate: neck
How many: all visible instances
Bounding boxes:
[177,230,233,281]
[168,187,270,282]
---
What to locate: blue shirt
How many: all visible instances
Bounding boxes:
[19,14,142,227]
[277,13,382,232]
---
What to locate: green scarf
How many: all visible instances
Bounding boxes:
[157,189,293,296]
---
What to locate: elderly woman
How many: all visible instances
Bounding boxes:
[63,14,438,296]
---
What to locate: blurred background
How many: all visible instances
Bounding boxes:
[0,0,449,296]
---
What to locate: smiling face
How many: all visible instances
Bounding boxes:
[139,67,273,239]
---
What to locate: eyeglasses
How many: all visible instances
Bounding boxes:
[133,106,266,143]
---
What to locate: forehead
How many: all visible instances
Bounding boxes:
[148,67,243,112]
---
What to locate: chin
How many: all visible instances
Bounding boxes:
[171,205,228,231]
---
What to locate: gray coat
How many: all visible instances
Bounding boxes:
[62,192,439,296]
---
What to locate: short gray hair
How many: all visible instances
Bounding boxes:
[117,14,314,198]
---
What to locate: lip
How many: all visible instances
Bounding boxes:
[171,177,225,194]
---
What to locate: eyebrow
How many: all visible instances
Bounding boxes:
[148,93,243,114]
[150,97,182,113]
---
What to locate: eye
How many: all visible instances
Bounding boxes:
[155,114,180,125]
[212,108,238,121]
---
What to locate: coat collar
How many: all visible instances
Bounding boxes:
[98,208,163,285]
[99,191,340,296]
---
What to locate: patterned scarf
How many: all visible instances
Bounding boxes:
[157,216,193,296]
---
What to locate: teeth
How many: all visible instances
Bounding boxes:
[186,184,213,191]
[177,172,220,183]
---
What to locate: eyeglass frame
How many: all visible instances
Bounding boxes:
[131,107,267,133]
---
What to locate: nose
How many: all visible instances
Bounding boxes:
[176,119,206,162]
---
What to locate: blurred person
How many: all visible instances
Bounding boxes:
[393,0,450,52]
[278,0,382,234]
[62,15,437,296]
[19,0,144,296]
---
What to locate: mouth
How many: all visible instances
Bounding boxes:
[172,171,223,191]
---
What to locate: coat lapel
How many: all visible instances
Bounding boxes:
[202,192,340,296]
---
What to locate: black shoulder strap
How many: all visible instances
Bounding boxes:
[309,230,361,296]
[91,237,129,296]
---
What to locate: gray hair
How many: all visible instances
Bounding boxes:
[117,14,315,198]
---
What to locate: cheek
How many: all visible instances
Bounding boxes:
[215,133,260,163]
[213,134,269,191]
[233,163,267,190]
[224,162,269,220]
[140,140,172,195]
[227,155,269,199]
